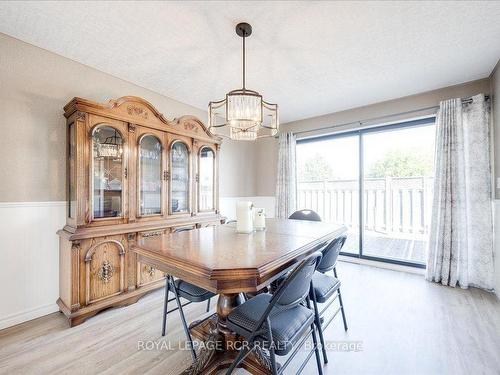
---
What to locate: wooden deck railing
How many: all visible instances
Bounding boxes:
[297,177,434,239]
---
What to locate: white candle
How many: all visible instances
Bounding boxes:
[236,201,254,234]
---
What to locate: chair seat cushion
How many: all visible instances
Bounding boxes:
[311,272,340,303]
[174,279,215,302]
[226,294,314,355]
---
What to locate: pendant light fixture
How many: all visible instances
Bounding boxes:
[94,128,123,158]
[208,23,279,141]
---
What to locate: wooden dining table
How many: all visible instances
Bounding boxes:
[131,218,347,375]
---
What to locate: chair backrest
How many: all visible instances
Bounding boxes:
[173,227,193,233]
[317,235,347,273]
[271,251,323,308]
[288,209,322,222]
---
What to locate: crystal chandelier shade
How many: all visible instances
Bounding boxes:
[227,91,262,124]
[230,127,257,141]
[208,23,279,141]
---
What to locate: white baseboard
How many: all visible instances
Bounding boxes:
[0,303,59,330]
[339,255,425,275]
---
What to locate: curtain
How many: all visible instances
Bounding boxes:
[275,132,297,219]
[426,94,494,290]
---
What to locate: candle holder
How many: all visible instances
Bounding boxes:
[253,208,266,231]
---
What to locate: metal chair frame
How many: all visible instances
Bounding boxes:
[322,267,347,331]
[288,211,348,366]
[160,227,212,362]
[226,252,325,375]
[314,236,348,331]
[161,275,197,361]
[161,277,211,330]
[311,237,349,365]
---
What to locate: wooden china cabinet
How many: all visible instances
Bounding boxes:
[57,96,223,326]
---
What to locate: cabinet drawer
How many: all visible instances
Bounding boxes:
[136,261,166,287]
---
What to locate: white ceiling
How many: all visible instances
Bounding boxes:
[1,1,499,123]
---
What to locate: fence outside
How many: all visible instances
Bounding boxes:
[297,176,434,241]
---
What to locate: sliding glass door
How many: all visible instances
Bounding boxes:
[296,118,436,267]
[361,123,436,264]
[296,135,359,254]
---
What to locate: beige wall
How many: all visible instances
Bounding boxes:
[0,30,492,202]
[255,137,278,197]
[0,30,495,203]
[256,78,491,196]
[0,32,262,328]
[0,32,254,202]
[284,79,491,136]
[219,139,257,197]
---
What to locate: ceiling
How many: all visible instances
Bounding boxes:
[1,1,499,123]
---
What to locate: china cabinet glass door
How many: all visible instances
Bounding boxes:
[92,126,124,219]
[199,146,215,211]
[170,141,189,214]
[139,135,162,216]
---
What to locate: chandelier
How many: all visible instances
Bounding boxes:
[208,23,279,141]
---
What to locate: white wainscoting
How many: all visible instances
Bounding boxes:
[0,201,66,330]
[0,196,495,329]
[219,196,276,220]
[0,197,277,330]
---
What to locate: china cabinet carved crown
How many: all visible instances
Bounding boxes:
[57,96,223,326]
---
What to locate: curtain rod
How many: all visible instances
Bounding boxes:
[461,95,490,104]
[284,95,490,137]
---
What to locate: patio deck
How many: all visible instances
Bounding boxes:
[341,230,427,264]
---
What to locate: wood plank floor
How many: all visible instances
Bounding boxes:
[1,262,499,375]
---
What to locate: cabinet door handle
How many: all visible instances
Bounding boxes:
[124,168,128,178]
[163,170,170,181]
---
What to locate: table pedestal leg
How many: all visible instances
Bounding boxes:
[216,293,244,335]
[180,293,274,375]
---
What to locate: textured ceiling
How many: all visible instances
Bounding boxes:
[0,1,499,123]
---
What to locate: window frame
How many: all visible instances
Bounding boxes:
[296,116,436,268]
